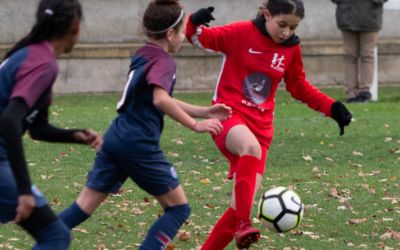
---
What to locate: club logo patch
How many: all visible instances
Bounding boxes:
[271,53,286,72]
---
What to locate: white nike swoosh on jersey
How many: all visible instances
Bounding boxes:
[248,48,263,54]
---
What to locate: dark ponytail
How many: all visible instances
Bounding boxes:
[258,0,305,19]
[4,0,82,59]
[143,0,184,39]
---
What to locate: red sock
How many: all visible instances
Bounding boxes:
[235,155,259,223]
[201,207,236,250]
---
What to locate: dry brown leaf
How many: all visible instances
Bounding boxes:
[176,230,191,241]
[329,188,339,198]
[165,243,176,250]
[132,207,144,215]
[200,178,211,184]
[212,186,222,192]
[97,243,108,250]
[348,218,368,224]
[73,227,89,234]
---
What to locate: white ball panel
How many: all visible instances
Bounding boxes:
[281,190,302,212]
[277,213,299,232]
[261,197,282,220]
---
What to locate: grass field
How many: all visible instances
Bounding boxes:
[0,87,399,250]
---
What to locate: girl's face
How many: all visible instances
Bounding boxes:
[263,10,302,44]
[167,15,187,53]
[64,19,81,53]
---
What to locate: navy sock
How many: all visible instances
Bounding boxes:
[58,202,90,229]
[32,220,71,250]
[139,204,191,250]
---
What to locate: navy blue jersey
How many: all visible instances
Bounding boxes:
[0,42,58,160]
[103,43,176,157]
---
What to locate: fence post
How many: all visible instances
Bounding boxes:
[370,46,378,101]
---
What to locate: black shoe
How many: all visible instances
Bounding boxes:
[346,97,359,103]
[356,91,371,102]
[347,92,371,103]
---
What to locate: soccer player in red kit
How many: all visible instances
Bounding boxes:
[186,0,352,249]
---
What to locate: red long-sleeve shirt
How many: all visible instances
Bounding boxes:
[186,17,335,145]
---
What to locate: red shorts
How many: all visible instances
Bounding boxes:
[212,113,272,179]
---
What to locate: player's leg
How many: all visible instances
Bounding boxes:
[225,125,262,249]
[59,149,124,229]
[341,31,360,102]
[201,174,262,250]
[0,162,70,250]
[20,205,71,250]
[59,187,108,229]
[142,185,191,250]
[124,158,190,250]
[359,31,379,101]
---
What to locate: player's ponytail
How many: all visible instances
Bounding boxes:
[143,0,185,39]
[257,0,305,19]
[4,0,82,59]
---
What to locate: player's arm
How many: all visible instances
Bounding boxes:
[175,99,231,120]
[284,47,352,135]
[186,7,233,54]
[28,107,102,150]
[284,47,335,116]
[0,98,32,196]
[153,86,223,135]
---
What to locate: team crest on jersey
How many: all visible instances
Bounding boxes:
[271,53,285,72]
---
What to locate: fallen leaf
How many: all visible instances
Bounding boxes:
[176,230,191,241]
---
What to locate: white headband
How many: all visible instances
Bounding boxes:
[146,10,184,34]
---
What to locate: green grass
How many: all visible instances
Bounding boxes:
[1,87,400,250]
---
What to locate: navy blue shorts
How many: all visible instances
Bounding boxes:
[86,147,180,196]
[0,161,48,223]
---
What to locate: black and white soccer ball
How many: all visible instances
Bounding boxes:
[257,186,304,233]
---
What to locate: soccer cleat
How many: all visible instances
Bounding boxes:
[234,220,260,249]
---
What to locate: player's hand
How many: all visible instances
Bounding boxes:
[207,104,232,121]
[331,101,352,136]
[193,119,223,135]
[74,129,103,151]
[14,194,35,223]
[190,7,215,27]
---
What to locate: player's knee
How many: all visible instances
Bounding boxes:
[180,204,191,220]
[239,144,261,159]
[166,204,191,224]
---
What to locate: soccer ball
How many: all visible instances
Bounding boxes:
[257,186,304,233]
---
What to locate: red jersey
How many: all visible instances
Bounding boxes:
[186,17,335,145]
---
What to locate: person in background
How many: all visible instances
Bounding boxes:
[186,0,352,248]
[0,0,102,249]
[332,0,388,103]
